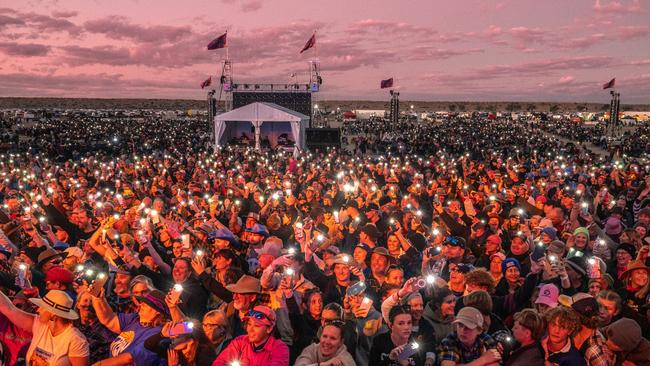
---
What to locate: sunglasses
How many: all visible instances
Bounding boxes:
[323,319,346,328]
[444,236,461,246]
[246,309,270,321]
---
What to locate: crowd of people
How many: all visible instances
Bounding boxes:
[0,111,649,366]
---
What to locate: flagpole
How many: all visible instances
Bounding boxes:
[226,30,229,61]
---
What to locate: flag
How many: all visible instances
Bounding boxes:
[201,76,212,89]
[602,78,615,89]
[207,32,227,50]
[380,78,393,89]
[300,33,316,53]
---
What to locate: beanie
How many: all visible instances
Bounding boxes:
[541,227,558,240]
[617,243,636,259]
[573,227,590,240]
[605,318,642,352]
[502,258,522,274]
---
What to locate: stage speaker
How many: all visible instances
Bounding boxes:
[306,128,341,149]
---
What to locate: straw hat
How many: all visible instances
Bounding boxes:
[29,290,78,320]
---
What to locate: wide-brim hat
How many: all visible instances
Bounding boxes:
[225,275,261,294]
[331,253,355,268]
[620,260,650,280]
[29,290,78,320]
[36,248,67,268]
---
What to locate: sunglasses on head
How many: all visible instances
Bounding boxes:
[323,319,346,328]
[246,309,270,321]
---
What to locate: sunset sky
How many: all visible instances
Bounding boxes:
[0,0,648,103]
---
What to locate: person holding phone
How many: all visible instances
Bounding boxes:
[90,288,168,366]
[370,304,425,366]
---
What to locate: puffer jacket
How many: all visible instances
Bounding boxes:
[211,335,289,366]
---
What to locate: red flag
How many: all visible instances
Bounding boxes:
[602,78,615,89]
[300,33,316,53]
[207,32,227,50]
[201,76,212,89]
[380,78,393,89]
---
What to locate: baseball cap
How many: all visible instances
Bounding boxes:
[535,283,559,308]
[453,307,484,330]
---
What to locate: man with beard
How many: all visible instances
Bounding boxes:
[107,265,137,313]
[75,291,115,364]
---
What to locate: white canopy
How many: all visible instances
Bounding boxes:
[214,102,309,151]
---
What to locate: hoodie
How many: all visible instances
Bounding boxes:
[294,343,356,366]
[422,302,454,344]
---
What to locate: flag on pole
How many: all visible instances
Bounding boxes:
[201,76,212,89]
[207,32,227,50]
[380,78,394,89]
[602,78,615,89]
[300,33,316,53]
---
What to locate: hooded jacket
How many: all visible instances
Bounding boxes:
[422,302,454,344]
[294,343,356,366]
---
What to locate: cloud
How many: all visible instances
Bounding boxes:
[0,14,25,27]
[404,47,483,61]
[83,16,193,43]
[0,8,81,36]
[593,0,643,14]
[558,75,575,84]
[424,56,615,86]
[559,33,607,49]
[347,19,435,40]
[240,0,263,12]
[51,10,78,18]
[617,25,649,40]
[508,26,548,49]
[59,45,133,66]
[221,0,264,12]
[0,42,50,56]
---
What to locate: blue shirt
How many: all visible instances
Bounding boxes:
[110,313,164,366]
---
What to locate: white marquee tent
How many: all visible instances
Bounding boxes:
[213,102,308,152]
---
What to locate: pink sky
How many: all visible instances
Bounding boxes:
[0,0,649,103]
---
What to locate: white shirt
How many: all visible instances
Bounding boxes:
[26,318,89,366]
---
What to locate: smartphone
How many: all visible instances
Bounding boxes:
[182,234,190,249]
[89,273,108,297]
[169,284,183,304]
[350,217,361,230]
[17,263,27,288]
[39,218,49,232]
[398,342,420,362]
[169,321,194,337]
[358,297,373,313]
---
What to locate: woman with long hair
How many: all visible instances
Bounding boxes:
[616,260,650,314]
